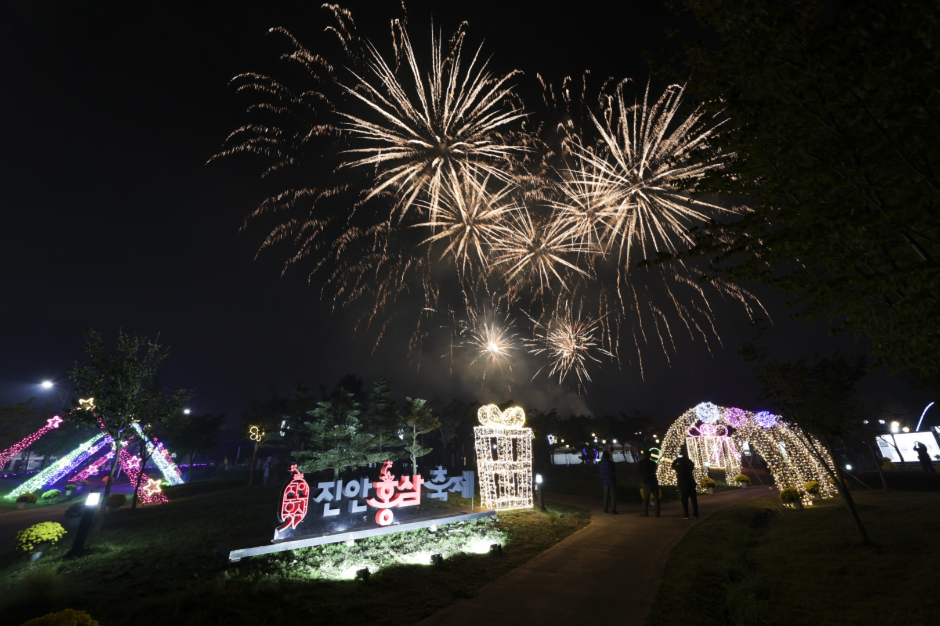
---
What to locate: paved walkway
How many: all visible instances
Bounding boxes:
[419,486,772,626]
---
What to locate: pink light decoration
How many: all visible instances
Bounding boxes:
[725,408,748,428]
[119,448,168,504]
[69,452,114,482]
[687,423,730,438]
[754,411,779,429]
[0,416,64,468]
[151,435,183,480]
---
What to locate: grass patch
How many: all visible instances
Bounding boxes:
[646,490,940,625]
[752,491,940,625]
[645,496,777,626]
[0,482,589,625]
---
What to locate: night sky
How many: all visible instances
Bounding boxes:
[1,0,932,428]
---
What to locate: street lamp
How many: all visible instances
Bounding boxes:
[183,409,191,415]
[41,381,54,389]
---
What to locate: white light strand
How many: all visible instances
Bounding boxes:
[474,404,533,511]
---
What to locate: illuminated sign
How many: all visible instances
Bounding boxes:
[877,433,940,464]
[272,462,474,542]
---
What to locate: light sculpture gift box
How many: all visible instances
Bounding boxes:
[474,404,533,511]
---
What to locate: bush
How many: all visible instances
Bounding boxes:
[21,608,100,626]
[65,484,77,493]
[64,503,85,519]
[828,476,850,490]
[882,459,898,471]
[77,479,89,486]
[804,480,820,495]
[733,474,750,484]
[41,489,63,500]
[11,522,67,553]
[699,476,718,488]
[106,493,127,509]
[16,493,38,504]
[779,488,804,504]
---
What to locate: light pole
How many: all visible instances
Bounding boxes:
[535,473,546,511]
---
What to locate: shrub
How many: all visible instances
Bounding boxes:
[77,479,89,486]
[779,487,804,504]
[41,489,63,500]
[882,459,898,471]
[106,493,127,509]
[16,493,38,504]
[64,503,85,519]
[804,480,820,495]
[733,474,750,484]
[21,609,100,626]
[828,476,850,490]
[699,476,718,488]
[11,521,67,553]
[65,484,77,493]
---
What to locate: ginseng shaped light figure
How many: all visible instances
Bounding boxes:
[474,404,533,511]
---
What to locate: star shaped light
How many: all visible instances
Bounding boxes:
[46,415,63,429]
[142,478,163,498]
[125,456,141,470]
[78,397,95,410]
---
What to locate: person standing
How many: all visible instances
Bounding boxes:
[914,442,936,473]
[262,456,272,486]
[638,449,660,517]
[599,451,618,514]
[671,444,699,520]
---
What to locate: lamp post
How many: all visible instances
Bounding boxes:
[67,490,101,557]
[535,473,546,511]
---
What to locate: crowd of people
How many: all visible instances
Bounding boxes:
[596,443,700,519]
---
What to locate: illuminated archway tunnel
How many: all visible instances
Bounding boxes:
[656,403,838,503]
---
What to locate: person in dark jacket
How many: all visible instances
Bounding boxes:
[671,444,699,519]
[598,451,618,514]
[914,442,936,473]
[638,449,660,517]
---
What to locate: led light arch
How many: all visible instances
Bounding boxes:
[656,403,838,504]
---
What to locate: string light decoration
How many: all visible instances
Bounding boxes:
[0,416,63,468]
[685,423,742,480]
[119,448,169,505]
[657,403,838,505]
[474,404,532,511]
[68,452,114,482]
[131,423,184,486]
[43,436,112,485]
[4,433,106,499]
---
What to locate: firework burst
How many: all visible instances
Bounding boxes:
[527,303,612,388]
[570,81,737,264]
[336,18,527,222]
[414,171,512,278]
[214,5,766,389]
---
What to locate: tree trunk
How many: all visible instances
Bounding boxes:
[131,440,151,511]
[865,438,889,491]
[823,438,870,544]
[248,442,259,487]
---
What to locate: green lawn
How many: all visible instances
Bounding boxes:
[646,490,940,625]
[0,478,590,626]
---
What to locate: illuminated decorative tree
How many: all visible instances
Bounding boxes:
[657,403,838,505]
[66,330,191,503]
[474,404,533,511]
